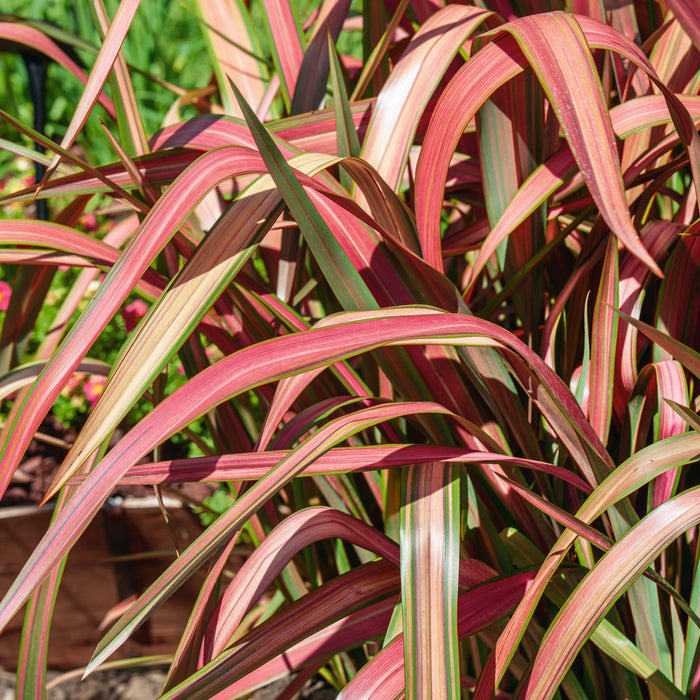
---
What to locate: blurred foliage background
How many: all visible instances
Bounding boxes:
[0,0,210,171]
[0,0,360,172]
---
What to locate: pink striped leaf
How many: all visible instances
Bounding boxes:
[588,238,619,443]
[193,0,265,117]
[45,156,304,496]
[616,311,700,380]
[276,98,377,152]
[402,462,460,698]
[0,219,165,298]
[360,5,493,195]
[499,473,700,628]
[162,566,400,699]
[526,487,700,698]
[417,12,700,275]
[98,122,158,203]
[230,283,377,432]
[340,570,537,700]
[0,22,115,117]
[665,0,700,53]
[417,14,655,272]
[463,96,700,295]
[258,372,364,449]
[632,361,688,509]
[230,80,517,455]
[201,507,401,661]
[234,84,584,510]
[92,0,149,157]
[108,303,613,491]
[0,228,231,361]
[0,107,145,210]
[576,14,700,199]
[85,400,456,672]
[54,152,404,497]
[614,221,679,422]
[473,429,700,698]
[33,214,138,357]
[0,216,139,284]
[0,310,604,658]
[259,0,305,107]
[163,559,502,698]
[44,0,142,178]
[16,551,65,699]
[0,148,201,204]
[16,448,99,699]
[0,147,269,503]
[614,95,700,138]
[0,359,110,402]
[117,445,591,493]
[0,220,122,266]
[0,251,105,268]
[163,533,242,691]
[256,312,416,453]
[148,101,376,156]
[269,396,369,448]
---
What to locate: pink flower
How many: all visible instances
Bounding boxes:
[121,299,149,332]
[83,375,106,406]
[81,213,98,232]
[0,281,12,311]
[67,373,86,392]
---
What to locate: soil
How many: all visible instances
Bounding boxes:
[1,413,211,508]
[0,667,168,700]
[0,667,338,699]
[1,413,80,507]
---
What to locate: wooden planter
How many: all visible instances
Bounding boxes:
[0,496,208,670]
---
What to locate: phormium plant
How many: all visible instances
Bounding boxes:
[0,1,699,698]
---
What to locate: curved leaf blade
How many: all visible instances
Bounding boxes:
[527,488,700,699]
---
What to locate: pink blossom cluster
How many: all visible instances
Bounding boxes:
[63,373,107,407]
[121,299,149,332]
[0,280,11,312]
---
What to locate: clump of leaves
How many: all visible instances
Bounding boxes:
[1,1,700,698]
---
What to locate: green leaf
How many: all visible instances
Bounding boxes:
[231,79,375,311]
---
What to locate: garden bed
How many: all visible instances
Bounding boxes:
[0,413,210,670]
[0,495,209,670]
[0,416,342,698]
[0,668,338,699]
